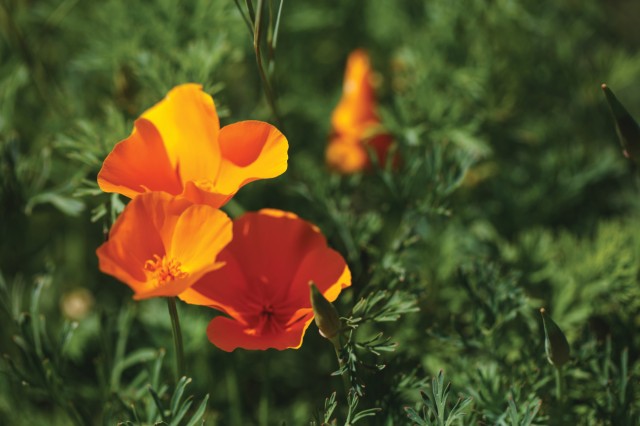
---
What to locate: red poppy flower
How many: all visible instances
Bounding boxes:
[326,50,394,174]
[96,192,232,300]
[98,84,288,207]
[180,209,351,351]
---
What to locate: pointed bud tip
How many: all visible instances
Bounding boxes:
[309,281,341,340]
[540,308,570,368]
[600,84,640,161]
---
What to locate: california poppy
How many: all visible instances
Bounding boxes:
[180,209,351,351]
[98,83,288,207]
[96,191,232,300]
[326,50,394,173]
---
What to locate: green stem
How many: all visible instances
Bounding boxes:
[555,365,564,403]
[252,0,284,129]
[330,337,350,397]
[232,0,254,36]
[167,298,185,380]
[223,198,246,219]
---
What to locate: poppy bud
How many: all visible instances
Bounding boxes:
[601,84,640,162]
[540,308,570,368]
[309,282,341,340]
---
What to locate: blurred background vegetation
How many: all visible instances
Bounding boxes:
[2,0,640,424]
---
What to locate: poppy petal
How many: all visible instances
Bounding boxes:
[283,247,351,314]
[96,193,167,295]
[137,192,193,252]
[206,314,314,352]
[226,210,327,300]
[180,250,258,321]
[168,205,232,280]
[181,180,234,208]
[132,275,194,300]
[97,118,182,198]
[141,83,222,184]
[326,137,368,173]
[331,49,378,135]
[97,192,231,300]
[215,121,288,195]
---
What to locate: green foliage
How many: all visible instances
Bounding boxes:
[404,371,473,426]
[2,0,640,425]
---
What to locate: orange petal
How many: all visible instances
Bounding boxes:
[226,210,328,301]
[326,137,368,174]
[180,250,259,321]
[331,50,378,135]
[136,192,194,251]
[206,314,314,352]
[181,180,234,208]
[168,205,232,278]
[141,84,222,184]
[132,275,193,300]
[135,203,232,299]
[96,193,168,295]
[215,121,288,195]
[283,247,351,314]
[97,118,182,198]
[96,192,230,300]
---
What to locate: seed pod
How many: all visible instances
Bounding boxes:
[309,282,341,340]
[540,308,570,368]
[601,84,640,162]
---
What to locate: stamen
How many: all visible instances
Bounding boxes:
[193,179,216,192]
[144,254,188,287]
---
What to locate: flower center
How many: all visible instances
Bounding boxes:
[193,178,216,192]
[144,255,188,287]
[248,304,283,336]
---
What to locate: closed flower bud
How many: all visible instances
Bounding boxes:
[540,308,570,368]
[601,84,640,162]
[310,282,341,340]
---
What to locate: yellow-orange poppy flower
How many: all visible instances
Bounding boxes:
[96,192,232,300]
[98,84,288,207]
[180,209,351,351]
[326,50,394,174]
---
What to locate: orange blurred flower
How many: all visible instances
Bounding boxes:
[180,209,351,351]
[98,84,288,208]
[326,50,394,174]
[96,192,232,300]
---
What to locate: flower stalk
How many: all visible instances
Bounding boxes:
[555,365,565,403]
[330,336,351,397]
[167,297,185,380]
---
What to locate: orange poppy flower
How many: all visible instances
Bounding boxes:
[180,209,351,351]
[96,191,232,300]
[326,50,394,174]
[98,83,288,208]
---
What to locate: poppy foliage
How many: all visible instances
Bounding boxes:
[96,192,232,300]
[98,84,289,208]
[326,50,394,174]
[180,209,352,351]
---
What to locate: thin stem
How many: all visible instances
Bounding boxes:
[244,0,256,23]
[252,0,284,129]
[259,352,270,426]
[167,297,185,380]
[330,337,350,398]
[232,0,254,36]
[555,365,564,403]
